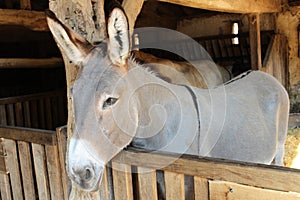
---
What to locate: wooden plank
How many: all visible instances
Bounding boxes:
[32,143,51,200]
[0,105,7,125]
[0,149,7,173]
[164,171,184,200]
[0,126,56,146]
[38,99,46,129]
[209,181,300,200]
[112,162,133,200]
[137,167,158,200]
[0,173,12,200]
[6,104,15,126]
[20,0,31,10]
[15,102,24,127]
[45,98,53,130]
[158,0,281,13]
[30,100,39,128]
[18,141,36,200]
[23,101,31,128]
[194,176,209,200]
[249,13,262,70]
[56,126,70,200]
[113,148,300,193]
[3,139,23,200]
[0,9,48,31]
[0,58,63,69]
[46,145,64,200]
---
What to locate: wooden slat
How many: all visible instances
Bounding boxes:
[56,127,70,200]
[113,148,300,193]
[0,126,56,146]
[112,162,133,200]
[38,99,46,129]
[99,167,110,200]
[0,173,12,200]
[194,177,209,200]
[0,58,63,69]
[6,104,15,126]
[0,150,7,173]
[30,100,39,128]
[3,139,23,200]
[20,0,31,10]
[32,144,51,200]
[137,167,158,200]
[158,0,281,13]
[23,101,31,128]
[209,181,300,200]
[45,98,53,130]
[15,102,24,127]
[164,171,184,200]
[46,145,64,200]
[0,9,48,31]
[18,141,36,199]
[249,13,262,70]
[0,105,7,125]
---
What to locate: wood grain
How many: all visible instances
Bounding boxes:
[112,162,133,200]
[137,167,158,200]
[164,171,184,200]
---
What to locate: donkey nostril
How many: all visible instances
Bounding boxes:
[85,168,92,180]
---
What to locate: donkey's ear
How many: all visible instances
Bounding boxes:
[107,8,130,67]
[45,10,93,65]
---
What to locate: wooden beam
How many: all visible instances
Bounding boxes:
[0,126,56,146]
[0,58,63,69]
[113,148,300,193]
[158,0,282,13]
[249,14,262,70]
[0,9,48,31]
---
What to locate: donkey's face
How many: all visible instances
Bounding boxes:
[46,8,136,191]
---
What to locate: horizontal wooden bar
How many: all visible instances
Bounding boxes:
[113,148,300,193]
[0,89,65,105]
[0,126,56,146]
[0,9,48,31]
[0,58,63,69]
[158,0,282,13]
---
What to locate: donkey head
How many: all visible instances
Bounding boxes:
[46,7,137,191]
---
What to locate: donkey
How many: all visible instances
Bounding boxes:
[46,7,289,193]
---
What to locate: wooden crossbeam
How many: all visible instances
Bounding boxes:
[158,0,282,13]
[0,9,48,31]
[0,58,63,69]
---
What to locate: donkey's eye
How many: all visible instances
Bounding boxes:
[103,97,118,109]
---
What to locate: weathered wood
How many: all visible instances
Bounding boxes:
[56,126,70,200]
[0,58,63,69]
[3,139,23,200]
[0,152,7,173]
[158,0,281,13]
[249,13,262,70]
[45,98,53,130]
[164,171,184,200]
[0,9,48,31]
[194,176,209,200]
[0,173,12,200]
[136,167,158,200]
[18,141,36,200]
[0,126,56,146]
[209,181,300,200]
[99,167,110,200]
[20,0,31,10]
[113,148,300,193]
[112,162,133,200]
[32,143,51,200]
[46,145,64,200]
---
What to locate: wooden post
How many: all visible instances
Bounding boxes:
[249,13,262,70]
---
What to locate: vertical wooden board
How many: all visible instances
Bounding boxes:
[45,145,64,200]
[38,99,46,129]
[0,173,12,200]
[3,139,23,200]
[211,40,221,59]
[51,97,59,128]
[209,181,300,200]
[45,98,53,130]
[56,127,70,200]
[15,102,24,126]
[23,101,31,128]
[164,171,184,200]
[32,144,50,200]
[6,104,15,126]
[112,162,133,200]
[218,39,228,58]
[99,167,110,200]
[18,141,35,200]
[0,105,7,125]
[30,100,39,128]
[194,176,209,200]
[249,13,262,70]
[137,167,158,200]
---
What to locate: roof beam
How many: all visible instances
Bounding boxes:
[158,0,282,13]
[0,9,48,31]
